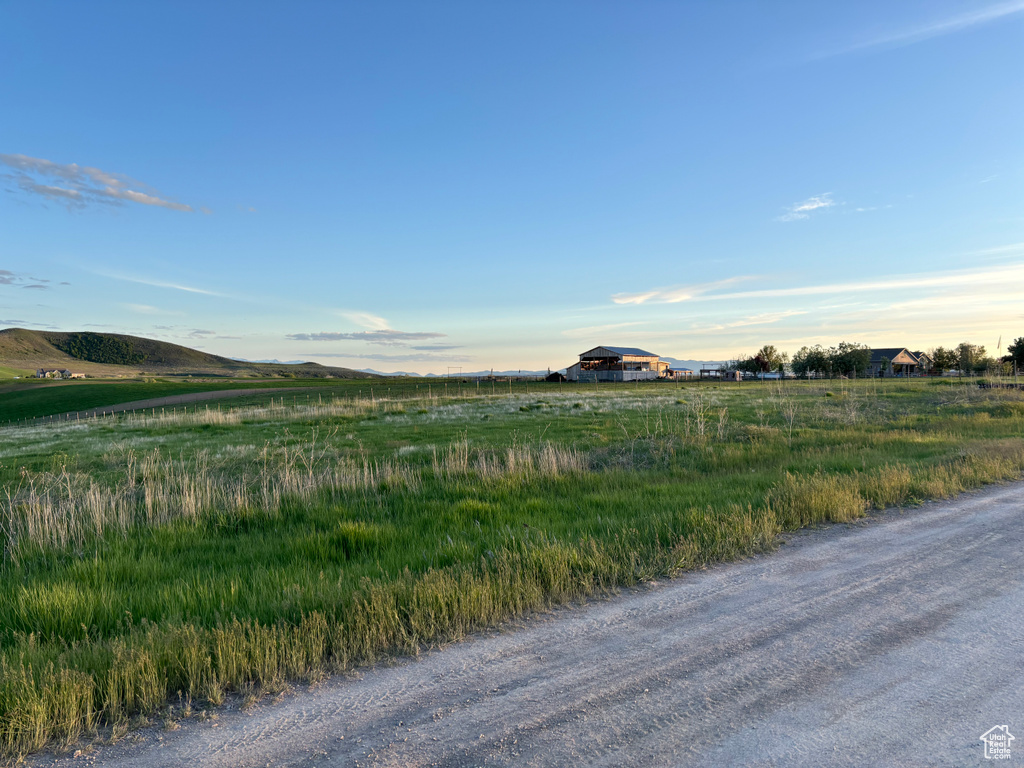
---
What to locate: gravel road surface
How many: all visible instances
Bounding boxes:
[37,387,304,422]
[35,481,1024,767]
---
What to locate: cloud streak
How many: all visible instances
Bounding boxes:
[123,303,181,315]
[818,1,1024,58]
[718,310,807,329]
[97,271,224,296]
[612,276,754,306]
[0,154,194,212]
[613,262,1024,307]
[777,193,835,222]
[339,311,390,331]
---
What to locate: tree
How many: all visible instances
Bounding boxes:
[1008,337,1024,371]
[957,342,986,376]
[737,345,789,378]
[930,346,958,374]
[829,342,871,378]
[792,345,831,378]
[736,358,758,376]
[791,347,811,378]
[753,345,787,375]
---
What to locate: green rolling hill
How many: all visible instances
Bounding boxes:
[0,328,375,379]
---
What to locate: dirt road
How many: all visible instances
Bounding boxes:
[36,387,304,423]
[36,482,1024,767]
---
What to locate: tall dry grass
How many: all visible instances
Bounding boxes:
[1,438,587,559]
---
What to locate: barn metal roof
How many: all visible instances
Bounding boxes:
[581,346,658,357]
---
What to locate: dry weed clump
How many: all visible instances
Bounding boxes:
[768,472,866,527]
[768,441,1024,527]
[431,437,587,481]
[670,505,781,568]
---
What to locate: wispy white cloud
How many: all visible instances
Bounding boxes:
[612,276,754,306]
[777,193,835,222]
[122,303,183,316]
[816,1,1024,58]
[970,242,1024,259]
[339,311,390,331]
[0,154,195,212]
[97,271,224,296]
[614,262,1024,306]
[718,310,808,329]
[711,263,1024,302]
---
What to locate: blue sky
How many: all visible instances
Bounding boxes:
[2,1,1022,373]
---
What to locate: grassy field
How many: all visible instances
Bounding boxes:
[0,378,1022,759]
[0,376,539,422]
[0,367,32,381]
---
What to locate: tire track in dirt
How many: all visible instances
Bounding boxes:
[27,387,306,423]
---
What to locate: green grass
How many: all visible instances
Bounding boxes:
[0,376,564,422]
[0,378,1022,758]
[0,366,32,380]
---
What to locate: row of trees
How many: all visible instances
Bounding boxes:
[789,342,872,378]
[731,343,872,379]
[734,344,788,376]
[927,341,1023,376]
[731,343,872,378]
[732,337,1023,379]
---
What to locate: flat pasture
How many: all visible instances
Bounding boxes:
[0,377,533,423]
[1,378,1022,759]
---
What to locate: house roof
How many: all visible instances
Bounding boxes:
[581,346,658,358]
[870,348,919,364]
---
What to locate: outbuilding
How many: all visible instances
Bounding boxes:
[565,346,662,382]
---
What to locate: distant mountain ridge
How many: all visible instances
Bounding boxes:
[0,328,375,379]
[230,357,311,365]
[660,358,728,371]
[359,368,550,378]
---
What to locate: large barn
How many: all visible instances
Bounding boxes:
[565,346,672,382]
